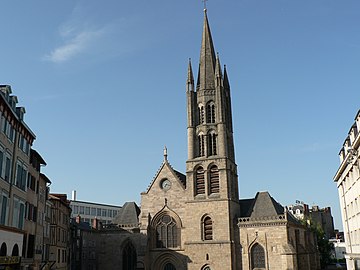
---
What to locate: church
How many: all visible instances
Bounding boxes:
[77,9,320,270]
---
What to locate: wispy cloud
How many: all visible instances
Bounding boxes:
[43,27,105,63]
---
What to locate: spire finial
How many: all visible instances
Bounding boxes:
[202,0,208,11]
[163,146,168,161]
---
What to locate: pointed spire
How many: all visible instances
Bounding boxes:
[223,64,230,89]
[196,9,216,91]
[187,58,194,92]
[215,53,222,79]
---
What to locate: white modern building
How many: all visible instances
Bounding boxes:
[334,109,360,270]
[69,190,121,225]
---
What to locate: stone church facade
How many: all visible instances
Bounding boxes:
[83,10,320,270]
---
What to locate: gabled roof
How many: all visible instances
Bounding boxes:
[113,202,140,226]
[143,159,186,193]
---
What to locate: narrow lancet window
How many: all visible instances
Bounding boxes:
[195,167,205,195]
[209,165,219,194]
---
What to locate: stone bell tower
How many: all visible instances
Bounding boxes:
[183,9,241,270]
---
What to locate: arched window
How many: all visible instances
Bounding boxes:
[0,242,7,256]
[251,243,265,269]
[203,216,213,240]
[208,132,217,156]
[156,215,179,248]
[198,134,205,157]
[206,102,215,123]
[198,106,205,124]
[164,263,176,270]
[209,165,219,194]
[12,244,19,256]
[202,266,211,270]
[195,167,205,195]
[122,241,137,270]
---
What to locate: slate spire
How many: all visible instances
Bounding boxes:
[196,9,216,91]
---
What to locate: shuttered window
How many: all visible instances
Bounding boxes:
[209,165,219,194]
[195,167,205,195]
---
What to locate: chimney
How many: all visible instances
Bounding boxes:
[92,218,99,230]
[72,190,77,201]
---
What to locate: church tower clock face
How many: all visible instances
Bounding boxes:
[160,179,171,190]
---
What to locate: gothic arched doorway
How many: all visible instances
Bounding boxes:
[122,241,137,270]
[164,262,176,270]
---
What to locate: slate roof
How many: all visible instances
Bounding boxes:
[174,169,186,188]
[113,202,140,226]
[240,191,284,218]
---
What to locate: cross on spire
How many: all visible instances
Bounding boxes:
[202,0,208,10]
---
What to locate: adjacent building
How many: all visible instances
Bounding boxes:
[69,191,121,225]
[334,109,360,270]
[0,85,50,270]
[49,194,71,270]
[288,202,335,239]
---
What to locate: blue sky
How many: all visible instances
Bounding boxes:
[1,0,359,230]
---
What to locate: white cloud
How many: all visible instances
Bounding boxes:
[43,23,106,64]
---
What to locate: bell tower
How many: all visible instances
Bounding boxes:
[184,9,240,270]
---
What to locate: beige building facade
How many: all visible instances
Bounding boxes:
[334,109,360,270]
[0,85,51,270]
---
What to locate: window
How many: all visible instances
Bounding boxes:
[0,146,4,180]
[97,208,101,216]
[18,134,30,155]
[108,209,112,217]
[155,214,179,248]
[15,159,27,191]
[4,153,11,182]
[0,191,9,225]
[102,209,107,217]
[91,207,96,216]
[208,133,217,156]
[206,102,215,123]
[198,134,205,157]
[122,242,137,270]
[209,165,219,194]
[79,206,84,214]
[12,196,25,229]
[73,205,79,214]
[203,216,213,240]
[195,167,205,195]
[85,207,90,215]
[251,243,265,269]
[198,105,205,124]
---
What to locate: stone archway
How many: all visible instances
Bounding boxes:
[152,252,186,270]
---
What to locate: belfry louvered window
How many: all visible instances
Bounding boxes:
[155,215,179,248]
[206,103,215,123]
[198,134,205,157]
[251,243,265,269]
[198,106,205,124]
[208,133,217,156]
[203,216,213,240]
[209,165,219,194]
[195,167,205,195]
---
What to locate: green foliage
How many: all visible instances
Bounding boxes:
[303,218,334,269]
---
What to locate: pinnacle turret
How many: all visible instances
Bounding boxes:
[187,59,194,92]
